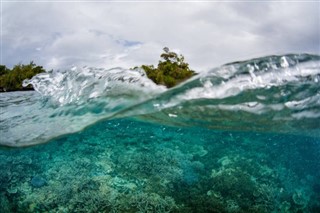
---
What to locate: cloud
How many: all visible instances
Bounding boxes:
[2,1,319,72]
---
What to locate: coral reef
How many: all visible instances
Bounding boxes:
[0,118,319,212]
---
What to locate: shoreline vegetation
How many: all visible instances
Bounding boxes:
[0,62,46,92]
[0,47,196,92]
[134,47,196,88]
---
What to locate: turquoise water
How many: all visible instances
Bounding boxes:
[1,54,320,212]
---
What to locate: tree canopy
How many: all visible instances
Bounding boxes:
[0,62,45,92]
[140,47,196,88]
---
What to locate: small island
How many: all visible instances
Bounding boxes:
[0,48,196,92]
[139,47,196,88]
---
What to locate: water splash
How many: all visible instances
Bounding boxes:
[126,54,320,136]
[2,67,165,147]
[23,66,165,106]
[1,54,320,147]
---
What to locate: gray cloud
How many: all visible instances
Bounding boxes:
[2,1,319,72]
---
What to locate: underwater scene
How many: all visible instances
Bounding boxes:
[1,54,320,212]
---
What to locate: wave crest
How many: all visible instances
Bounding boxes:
[1,54,320,147]
[23,66,166,106]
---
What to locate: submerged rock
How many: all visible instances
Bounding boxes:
[30,176,46,188]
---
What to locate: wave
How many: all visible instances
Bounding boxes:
[1,54,319,147]
[123,54,320,135]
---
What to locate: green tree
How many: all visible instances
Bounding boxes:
[0,62,45,92]
[0,65,10,76]
[140,47,196,88]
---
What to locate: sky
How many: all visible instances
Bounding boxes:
[1,0,320,72]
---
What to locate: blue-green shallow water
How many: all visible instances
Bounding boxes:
[1,54,320,212]
[1,118,320,212]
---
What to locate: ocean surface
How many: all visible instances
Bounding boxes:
[0,54,320,212]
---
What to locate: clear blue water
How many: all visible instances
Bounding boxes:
[0,54,320,212]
